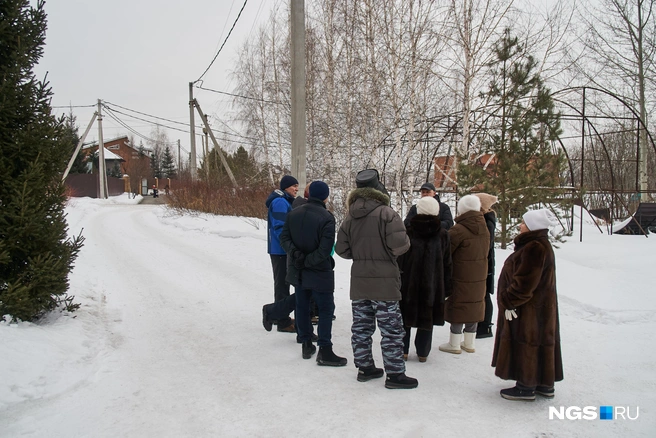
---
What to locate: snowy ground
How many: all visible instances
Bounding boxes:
[1,194,654,437]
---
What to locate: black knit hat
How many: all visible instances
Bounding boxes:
[309,181,329,200]
[280,175,299,191]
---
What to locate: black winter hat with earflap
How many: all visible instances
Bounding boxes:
[355,169,389,197]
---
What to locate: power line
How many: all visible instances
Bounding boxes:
[103,102,261,144]
[196,85,283,105]
[104,106,190,137]
[195,0,249,83]
[52,104,96,109]
[103,107,179,146]
[103,104,260,149]
[104,101,190,127]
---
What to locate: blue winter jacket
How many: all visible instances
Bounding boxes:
[265,189,295,255]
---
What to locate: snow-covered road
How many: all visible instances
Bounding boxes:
[1,197,655,437]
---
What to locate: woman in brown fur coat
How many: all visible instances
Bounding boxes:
[492,209,563,401]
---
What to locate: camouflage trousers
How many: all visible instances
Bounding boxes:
[351,300,405,375]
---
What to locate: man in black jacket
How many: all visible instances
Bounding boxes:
[404,182,454,231]
[280,181,347,366]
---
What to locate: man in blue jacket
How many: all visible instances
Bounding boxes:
[265,175,298,333]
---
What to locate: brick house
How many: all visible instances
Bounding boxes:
[83,136,151,175]
[433,153,497,190]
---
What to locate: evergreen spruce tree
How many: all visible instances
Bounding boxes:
[0,0,84,321]
[109,161,122,178]
[457,28,565,248]
[150,145,162,179]
[161,145,176,178]
[232,147,256,181]
[198,147,230,185]
[63,111,88,174]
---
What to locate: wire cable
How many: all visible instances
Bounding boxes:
[196,85,283,105]
[104,101,190,127]
[195,0,249,83]
[52,104,96,108]
[103,102,261,144]
[103,107,179,146]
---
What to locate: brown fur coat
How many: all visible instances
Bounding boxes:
[492,229,564,387]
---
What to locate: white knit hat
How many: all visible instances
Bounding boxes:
[457,195,481,215]
[417,197,440,216]
[523,209,558,231]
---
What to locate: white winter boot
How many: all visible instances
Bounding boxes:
[438,332,462,354]
[461,331,476,353]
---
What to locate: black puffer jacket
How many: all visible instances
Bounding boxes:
[280,198,335,292]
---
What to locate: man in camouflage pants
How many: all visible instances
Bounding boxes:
[336,169,419,389]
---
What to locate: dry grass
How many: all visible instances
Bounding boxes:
[167,179,272,220]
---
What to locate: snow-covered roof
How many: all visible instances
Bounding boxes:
[93,148,124,161]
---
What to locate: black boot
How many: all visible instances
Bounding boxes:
[302,341,316,360]
[385,373,418,389]
[297,332,319,343]
[357,365,384,382]
[476,324,493,339]
[536,385,555,398]
[500,385,536,401]
[316,346,347,367]
[262,305,272,332]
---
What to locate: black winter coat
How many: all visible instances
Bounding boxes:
[484,211,497,294]
[280,198,335,292]
[398,214,452,329]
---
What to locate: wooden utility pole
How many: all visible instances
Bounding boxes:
[189,82,198,179]
[193,99,238,188]
[97,99,107,199]
[290,0,307,189]
[62,112,97,181]
[177,139,181,172]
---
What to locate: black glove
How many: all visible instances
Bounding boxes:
[292,250,305,270]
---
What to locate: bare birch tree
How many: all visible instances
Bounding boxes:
[577,0,656,193]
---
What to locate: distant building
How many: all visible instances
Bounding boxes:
[83,136,151,174]
[432,153,497,191]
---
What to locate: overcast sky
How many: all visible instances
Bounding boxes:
[34,0,279,156]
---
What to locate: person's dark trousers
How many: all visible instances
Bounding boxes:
[482,292,493,327]
[310,297,319,319]
[478,273,495,333]
[296,288,334,347]
[266,293,296,321]
[517,381,536,391]
[403,327,433,357]
[270,254,292,327]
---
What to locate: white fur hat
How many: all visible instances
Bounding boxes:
[523,209,558,231]
[457,195,481,215]
[417,197,440,216]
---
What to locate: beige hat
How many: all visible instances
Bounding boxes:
[417,197,440,216]
[474,193,498,212]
